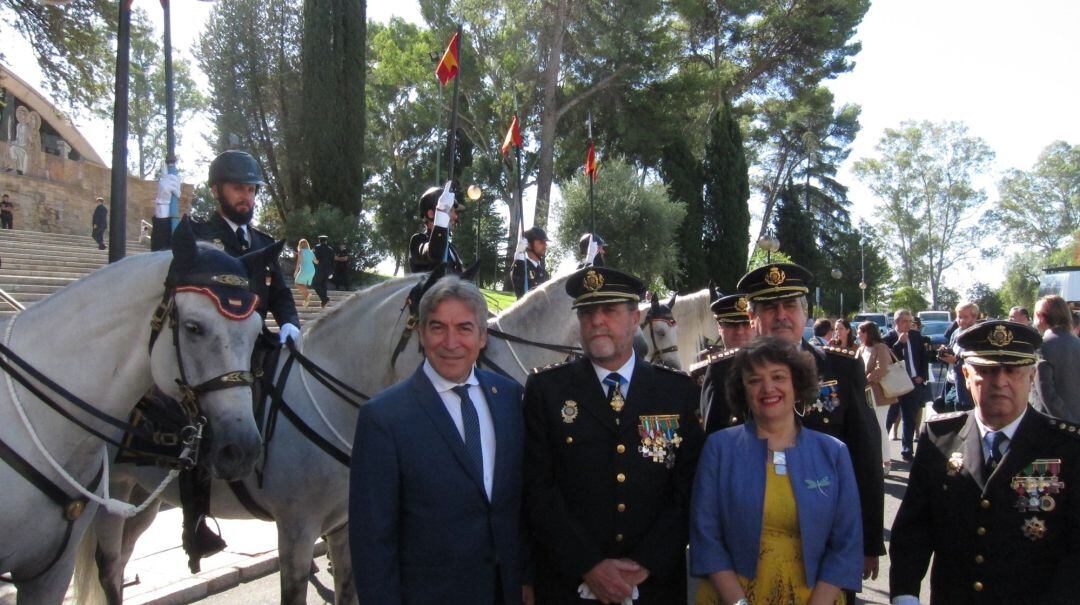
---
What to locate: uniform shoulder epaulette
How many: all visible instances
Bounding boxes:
[822,344,858,358]
[928,411,967,423]
[924,411,968,436]
[531,359,573,375]
[653,363,689,377]
[688,347,739,377]
[1045,415,1080,439]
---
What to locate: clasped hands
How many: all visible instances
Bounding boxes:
[583,558,649,604]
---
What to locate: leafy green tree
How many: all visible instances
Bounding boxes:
[990,140,1080,256]
[700,100,750,292]
[451,196,507,290]
[100,9,206,179]
[1,0,116,110]
[555,159,686,289]
[968,283,1004,319]
[188,184,217,221]
[890,286,928,315]
[280,205,380,275]
[773,181,822,277]
[998,252,1043,313]
[302,0,366,214]
[937,286,961,314]
[854,121,995,307]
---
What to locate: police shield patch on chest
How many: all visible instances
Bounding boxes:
[638,414,682,468]
[561,400,579,424]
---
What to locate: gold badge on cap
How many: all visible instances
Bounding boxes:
[764,266,786,287]
[583,270,604,292]
[988,324,1014,347]
[561,400,579,424]
[735,297,749,312]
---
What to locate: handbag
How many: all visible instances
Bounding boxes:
[881,348,915,398]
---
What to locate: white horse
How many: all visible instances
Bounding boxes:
[88,272,631,605]
[639,292,683,369]
[0,224,270,604]
[669,288,718,368]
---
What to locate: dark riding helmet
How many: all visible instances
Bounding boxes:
[208,150,264,187]
[417,182,464,218]
[578,233,606,257]
[524,227,549,242]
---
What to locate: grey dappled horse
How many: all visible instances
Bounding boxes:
[87,272,681,605]
[0,225,268,604]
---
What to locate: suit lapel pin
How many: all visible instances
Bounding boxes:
[561,400,578,424]
[947,452,964,476]
[491,386,498,395]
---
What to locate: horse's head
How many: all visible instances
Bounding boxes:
[642,292,681,369]
[150,218,274,480]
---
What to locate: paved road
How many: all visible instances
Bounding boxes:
[200,441,930,604]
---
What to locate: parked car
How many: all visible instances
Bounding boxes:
[853,312,891,332]
[918,310,951,323]
[919,320,952,348]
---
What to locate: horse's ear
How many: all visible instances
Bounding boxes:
[708,280,718,302]
[650,294,660,313]
[171,215,198,273]
[462,261,481,283]
[239,239,286,279]
[422,264,447,291]
[667,291,678,309]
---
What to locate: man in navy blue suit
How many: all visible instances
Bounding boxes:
[350,276,526,605]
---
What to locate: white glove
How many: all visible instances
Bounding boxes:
[435,181,455,213]
[155,169,181,219]
[514,237,528,261]
[279,323,301,348]
[585,237,599,266]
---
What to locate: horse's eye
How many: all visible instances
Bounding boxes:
[185,321,202,335]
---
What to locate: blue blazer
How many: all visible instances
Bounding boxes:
[349,365,525,605]
[689,422,863,592]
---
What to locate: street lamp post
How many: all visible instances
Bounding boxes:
[756,232,780,264]
[467,184,482,280]
[860,240,866,310]
[831,268,843,316]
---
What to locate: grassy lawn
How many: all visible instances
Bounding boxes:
[481,289,516,313]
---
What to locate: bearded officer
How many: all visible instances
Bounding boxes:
[699,263,885,585]
[890,320,1080,604]
[409,182,464,273]
[524,266,704,604]
[510,226,551,298]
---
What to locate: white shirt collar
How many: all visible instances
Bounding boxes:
[422,360,479,393]
[975,407,1026,442]
[220,213,247,237]
[591,352,636,391]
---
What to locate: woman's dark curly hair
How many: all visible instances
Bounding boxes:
[725,336,820,420]
[832,318,856,348]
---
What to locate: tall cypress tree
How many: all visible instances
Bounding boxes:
[702,99,750,293]
[661,140,705,291]
[773,181,823,277]
[301,0,366,214]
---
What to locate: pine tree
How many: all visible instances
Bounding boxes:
[701,99,750,293]
[773,181,822,277]
[301,0,366,214]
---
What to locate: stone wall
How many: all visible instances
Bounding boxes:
[0,141,193,239]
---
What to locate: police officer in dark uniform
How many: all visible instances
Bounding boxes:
[890,320,1080,605]
[510,226,551,298]
[312,234,334,307]
[524,266,704,604]
[576,232,606,269]
[688,293,753,382]
[699,263,885,583]
[409,182,464,273]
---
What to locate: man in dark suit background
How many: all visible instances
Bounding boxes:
[312,234,334,308]
[890,320,1080,604]
[885,309,930,462]
[1032,295,1080,423]
[91,196,107,249]
[350,276,526,605]
[524,266,704,604]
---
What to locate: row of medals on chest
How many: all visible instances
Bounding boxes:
[948,454,1063,540]
[559,388,682,468]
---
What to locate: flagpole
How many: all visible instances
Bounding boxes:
[516,141,528,294]
[162,0,180,232]
[587,112,595,238]
[446,24,463,186]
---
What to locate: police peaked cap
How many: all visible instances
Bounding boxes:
[737,263,813,302]
[566,266,644,309]
[711,293,751,323]
[957,320,1042,366]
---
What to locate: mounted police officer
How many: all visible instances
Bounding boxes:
[698,263,885,586]
[576,232,606,269]
[409,182,464,273]
[510,226,550,298]
[524,266,704,604]
[890,320,1080,604]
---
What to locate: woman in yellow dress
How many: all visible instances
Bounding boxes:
[690,337,863,605]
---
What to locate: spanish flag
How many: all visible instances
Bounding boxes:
[501,115,523,156]
[435,32,460,86]
[584,141,598,181]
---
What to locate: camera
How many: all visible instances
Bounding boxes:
[936,346,950,360]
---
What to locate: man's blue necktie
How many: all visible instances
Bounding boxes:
[451,385,483,478]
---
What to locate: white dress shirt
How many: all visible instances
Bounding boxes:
[422,361,497,499]
[591,352,636,400]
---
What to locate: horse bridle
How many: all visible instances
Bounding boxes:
[642,315,679,365]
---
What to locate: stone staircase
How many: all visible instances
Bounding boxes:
[0,228,352,327]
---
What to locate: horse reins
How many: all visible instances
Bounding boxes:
[642,316,679,365]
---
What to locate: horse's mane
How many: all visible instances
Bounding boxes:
[303,275,421,336]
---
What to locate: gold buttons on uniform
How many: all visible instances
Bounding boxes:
[823,418,830,424]
[973,581,984,591]
[616,473,626,483]
[615,533,624,542]
[980,499,990,509]
[566,436,574,444]
[616,444,626,454]
[617,503,626,512]
[976,527,986,536]
[974,555,984,564]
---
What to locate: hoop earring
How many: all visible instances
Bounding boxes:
[794,401,805,418]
